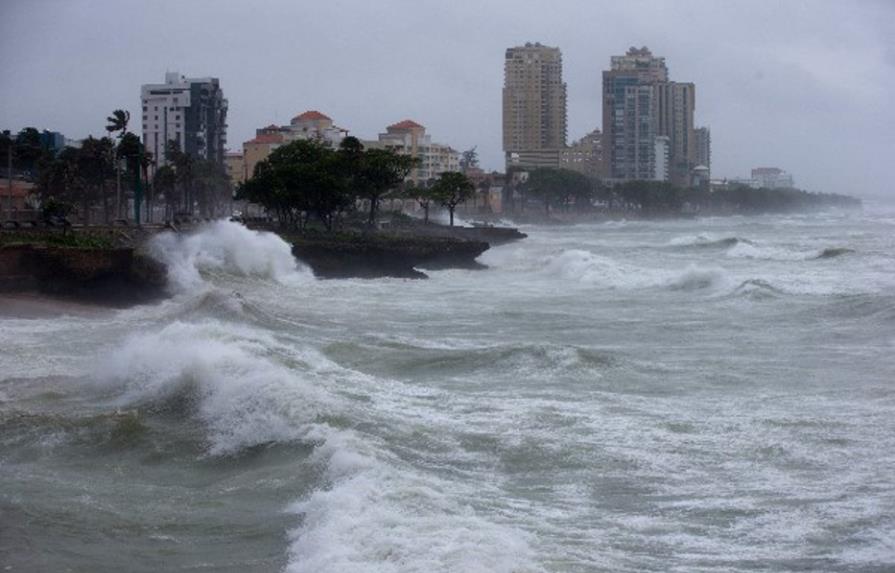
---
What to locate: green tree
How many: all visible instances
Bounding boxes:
[239,139,353,231]
[165,139,194,214]
[13,128,45,175]
[400,183,438,223]
[431,171,474,226]
[614,180,683,216]
[459,146,479,171]
[525,168,593,214]
[105,109,130,137]
[153,165,178,219]
[77,136,116,223]
[351,146,418,227]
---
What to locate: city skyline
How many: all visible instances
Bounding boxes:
[1,0,893,197]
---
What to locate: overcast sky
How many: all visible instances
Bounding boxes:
[1,0,893,197]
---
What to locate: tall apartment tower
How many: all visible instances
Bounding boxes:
[602,47,667,181]
[502,43,567,170]
[602,47,697,185]
[141,72,228,175]
[694,127,711,175]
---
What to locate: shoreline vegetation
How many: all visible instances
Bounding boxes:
[1,121,864,306]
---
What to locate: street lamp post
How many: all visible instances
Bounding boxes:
[134,146,143,226]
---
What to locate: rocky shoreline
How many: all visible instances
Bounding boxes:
[0,221,527,303]
[0,243,168,305]
[285,231,492,279]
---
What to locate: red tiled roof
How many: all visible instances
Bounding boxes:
[0,179,34,198]
[388,119,424,130]
[245,133,284,145]
[293,110,331,122]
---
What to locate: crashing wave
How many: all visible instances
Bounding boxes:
[148,220,312,292]
[666,265,732,291]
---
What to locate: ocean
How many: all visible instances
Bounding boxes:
[2,208,893,572]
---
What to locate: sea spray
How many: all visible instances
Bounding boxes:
[541,249,661,288]
[7,210,895,572]
[94,320,332,454]
[148,220,312,292]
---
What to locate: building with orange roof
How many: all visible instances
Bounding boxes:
[242,110,349,179]
[369,120,459,184]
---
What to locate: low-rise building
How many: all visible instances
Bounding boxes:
[243,133,284,180]
[0,178,37,216]
[751,167,794,189]
[560,128,604,179]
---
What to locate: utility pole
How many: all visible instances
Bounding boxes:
[116,153,122,219]
[6,142,12,220]
[134,146,143,225]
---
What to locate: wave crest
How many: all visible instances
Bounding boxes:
[149,220,312,292]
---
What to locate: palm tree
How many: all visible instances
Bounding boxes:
[105,110,129,218]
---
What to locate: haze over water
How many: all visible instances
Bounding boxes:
[2,209,894,572]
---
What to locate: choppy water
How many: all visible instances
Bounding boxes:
[2,209,894,572]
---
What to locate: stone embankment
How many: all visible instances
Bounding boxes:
[0,227,168,304]
[286,232,491,279]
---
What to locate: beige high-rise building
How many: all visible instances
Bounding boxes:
[655,81,696,185]
[503,42,567,170]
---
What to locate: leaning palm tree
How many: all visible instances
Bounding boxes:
[105,109,130,218]
[105,109,129,136]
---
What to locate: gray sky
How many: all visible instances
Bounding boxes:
[1,0,893,197]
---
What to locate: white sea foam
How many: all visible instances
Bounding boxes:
[95,320,331,454]
[285,450,542,573]
[666,264,733,292]
[725,241,820,261]
[148,220,312,292]
[93,317,541,572]
[541,249,660,288]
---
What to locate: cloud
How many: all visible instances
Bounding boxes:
[1,0,892,197]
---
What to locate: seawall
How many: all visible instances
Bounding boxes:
[0,244,167,304]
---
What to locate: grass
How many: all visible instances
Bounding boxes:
[0,231,116,249]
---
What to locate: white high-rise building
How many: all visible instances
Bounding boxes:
[653,136,670,181]
[141,72,228,174]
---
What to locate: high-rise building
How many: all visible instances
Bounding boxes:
[694,127,711,176]
[602,47,665,182]
[656,81,696,185]
[602,47,698,185]
[141,72,228,175]
[502,43,567,170]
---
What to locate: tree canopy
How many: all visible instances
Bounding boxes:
[524,168,594,213]
[431,171,474,226]
[238,137,419,230]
